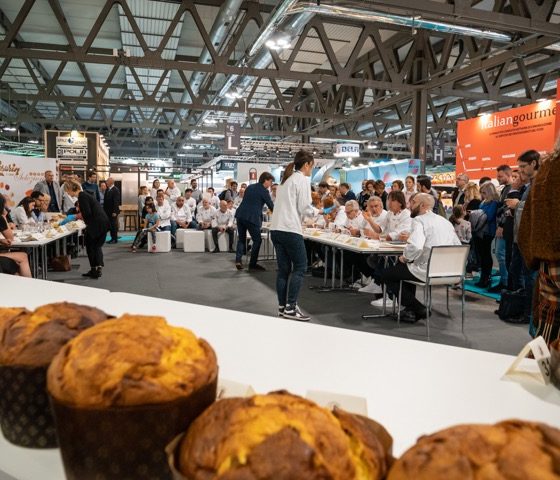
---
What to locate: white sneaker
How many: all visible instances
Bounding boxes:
[351,282,363,289]
[370,297,394,307]
[359,281,383,294]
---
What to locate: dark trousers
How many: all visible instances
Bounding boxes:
[510,242,537,321]
[271,230,307,307]
[105,213,118,241]
[85,231,105,268]
[212,226,234,251]
[236,218,262,266]
[473,235,493,281]
[381,262,425,313]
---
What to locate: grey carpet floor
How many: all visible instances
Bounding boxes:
[49,242,532,356]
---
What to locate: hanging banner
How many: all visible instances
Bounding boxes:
[456,101,557,179]
[334,143,360,158]
[224,123,241,151]
[0,154,57,209]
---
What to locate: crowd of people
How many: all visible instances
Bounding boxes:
[1,146,558,346]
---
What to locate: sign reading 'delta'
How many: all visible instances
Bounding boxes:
[334,143,360,158]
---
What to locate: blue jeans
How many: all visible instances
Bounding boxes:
[495,237,507,285]
[236,218,262,266]
[271,230,307,307]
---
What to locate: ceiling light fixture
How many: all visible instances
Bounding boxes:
[225,90,243,100]
[204,118,217,126]
[3,126,17,132]
[191,133,203,140]
[265,35,291,50]
[28,139,39,144]
[182,145,194,150]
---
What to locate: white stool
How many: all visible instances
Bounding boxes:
[147,230,171,253]
[183,230,205,252]
[175,229,188,249]
[203,230,230,252]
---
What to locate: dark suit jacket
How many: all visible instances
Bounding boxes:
[78,191,109,237]
[103,186,121,216]
[452,188,465,206]
[234,183,274,226]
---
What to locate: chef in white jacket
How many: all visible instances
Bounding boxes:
[379,193,460,323]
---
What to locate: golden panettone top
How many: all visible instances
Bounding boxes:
[47,314,218,407]
[0,303,110,367]
[387,420,560,480]
[178,391,392,480]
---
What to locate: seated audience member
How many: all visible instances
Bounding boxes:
[196,195,217,230]
[155,191,172,232]
[133,196,155,249]
[211,200,235,253]
[12,197,36,228]
[304,192,324,227]
[234,187,245,208]
[374,180,388,209]
[359,196,388,239]
[63,180,82,213]
[150,179,161,199]
[450,206,472,244]
[184,188,197,217]
[165,180,181,203]
[404,175,416,207]
[171,196,194,236]
[342,200,362,236]
[138,185,149,211]
[207,187,220,209]
[391,180,404,192]
[379,193,460,322]
[39,194,51,214]
[338,182,356,205]
[0,196,32,276]
[131,203,160,253]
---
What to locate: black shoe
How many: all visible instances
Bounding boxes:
[278,306,285,317]
[212,248,220,253]
[248,264,266,272]
[228,248,235,253]
[235,262,243,271]
[487,283,505,293]
[474,279,490,288]
[282,305,310,322]
[81,270,95,277]
[400,310,418,323]
[415,307,428,320]
[107,239,118,244]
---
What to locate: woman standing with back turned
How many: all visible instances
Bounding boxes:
[270,150,315,321]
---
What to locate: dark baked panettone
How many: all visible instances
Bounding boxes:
[177,391,393,480]
[0,302,110,367]
[387,420,560,480]
[47,314,218,407]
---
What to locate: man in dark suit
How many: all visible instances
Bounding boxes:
[103,177,121,244]
[234,172,274,271]
[452,173,469,206]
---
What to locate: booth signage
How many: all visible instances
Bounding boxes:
[225,123,241,151]
[457,101,556,180]
[432,138,445,165]
[56,136,88,161]
[334,143,360,158]
[217,161,237,171]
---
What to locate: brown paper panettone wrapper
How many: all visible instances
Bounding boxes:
[50,376,217,480]
[0,365,58,448]
[550,339,560,390]
[166,433,190,480]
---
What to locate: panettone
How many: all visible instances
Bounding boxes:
[47,314,218,407]
[0,303,109,366]
[177,391,393,480]
[387,420,560,480]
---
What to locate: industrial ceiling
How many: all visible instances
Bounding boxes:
[0,0,558,164]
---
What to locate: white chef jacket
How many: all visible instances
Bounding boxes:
[212,209,234,229]
[270,170,313,235]
[404,211,461,281]
[358,209,388,232]
[165,186,181,203]
[171,203,192,224]
[196,205,217,224]
[156,201,172,228]
[344,211,363,231]
[185,197,197,216]
[384,209,412,239]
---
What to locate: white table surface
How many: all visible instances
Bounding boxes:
[0,276,559,480]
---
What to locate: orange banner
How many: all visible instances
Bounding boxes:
[457,101,557,179]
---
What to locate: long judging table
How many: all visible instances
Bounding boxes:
[0,275,558,480]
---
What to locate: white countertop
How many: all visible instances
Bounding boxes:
[0,275,558,480]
